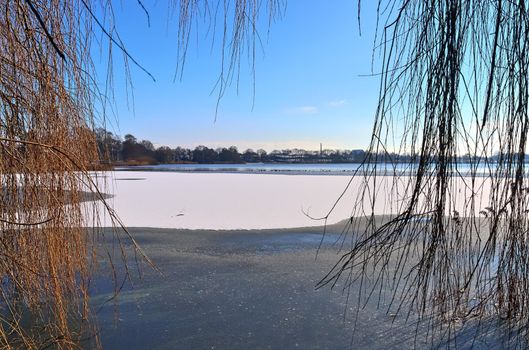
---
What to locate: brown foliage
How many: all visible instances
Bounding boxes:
[0,1,109,348]
[0,0,279,347]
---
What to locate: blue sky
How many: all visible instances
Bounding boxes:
[96,1,382,151]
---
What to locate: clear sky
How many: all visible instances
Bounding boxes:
[96,1,382,152]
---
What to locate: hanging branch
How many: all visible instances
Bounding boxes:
[24,0,66,60]
[318,0,529,346]
[80,0,156,82]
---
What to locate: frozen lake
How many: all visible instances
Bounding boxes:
[91,170,492,230]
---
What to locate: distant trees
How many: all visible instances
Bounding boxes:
[256,149,268,161]
[121,134,156,164]
[141,140,155,152]
[99,129,508,166]
[174,146,192,162]
[155,146,174,163]
[95,129,417,165]
[243,149,259,162]
[217,146,241,162]
[192,145,217,163]
[95,128,122,162]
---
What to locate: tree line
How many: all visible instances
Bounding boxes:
[96,128,516,166]
[94,128,371,165]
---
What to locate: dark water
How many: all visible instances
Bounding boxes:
[91,228,511,349]
[115,162,495,176]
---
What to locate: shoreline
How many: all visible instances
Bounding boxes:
[115,167,362,176]
[113,166,496,177]
[93,217,357,234]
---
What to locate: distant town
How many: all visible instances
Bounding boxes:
[95,129,504,166]
[95,129,371,165]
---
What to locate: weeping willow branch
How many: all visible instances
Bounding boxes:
[173,0,286,118]
[1,0,288,348]
[318,0,529,344]
[0,1,152,348]
[24,0,66,60]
